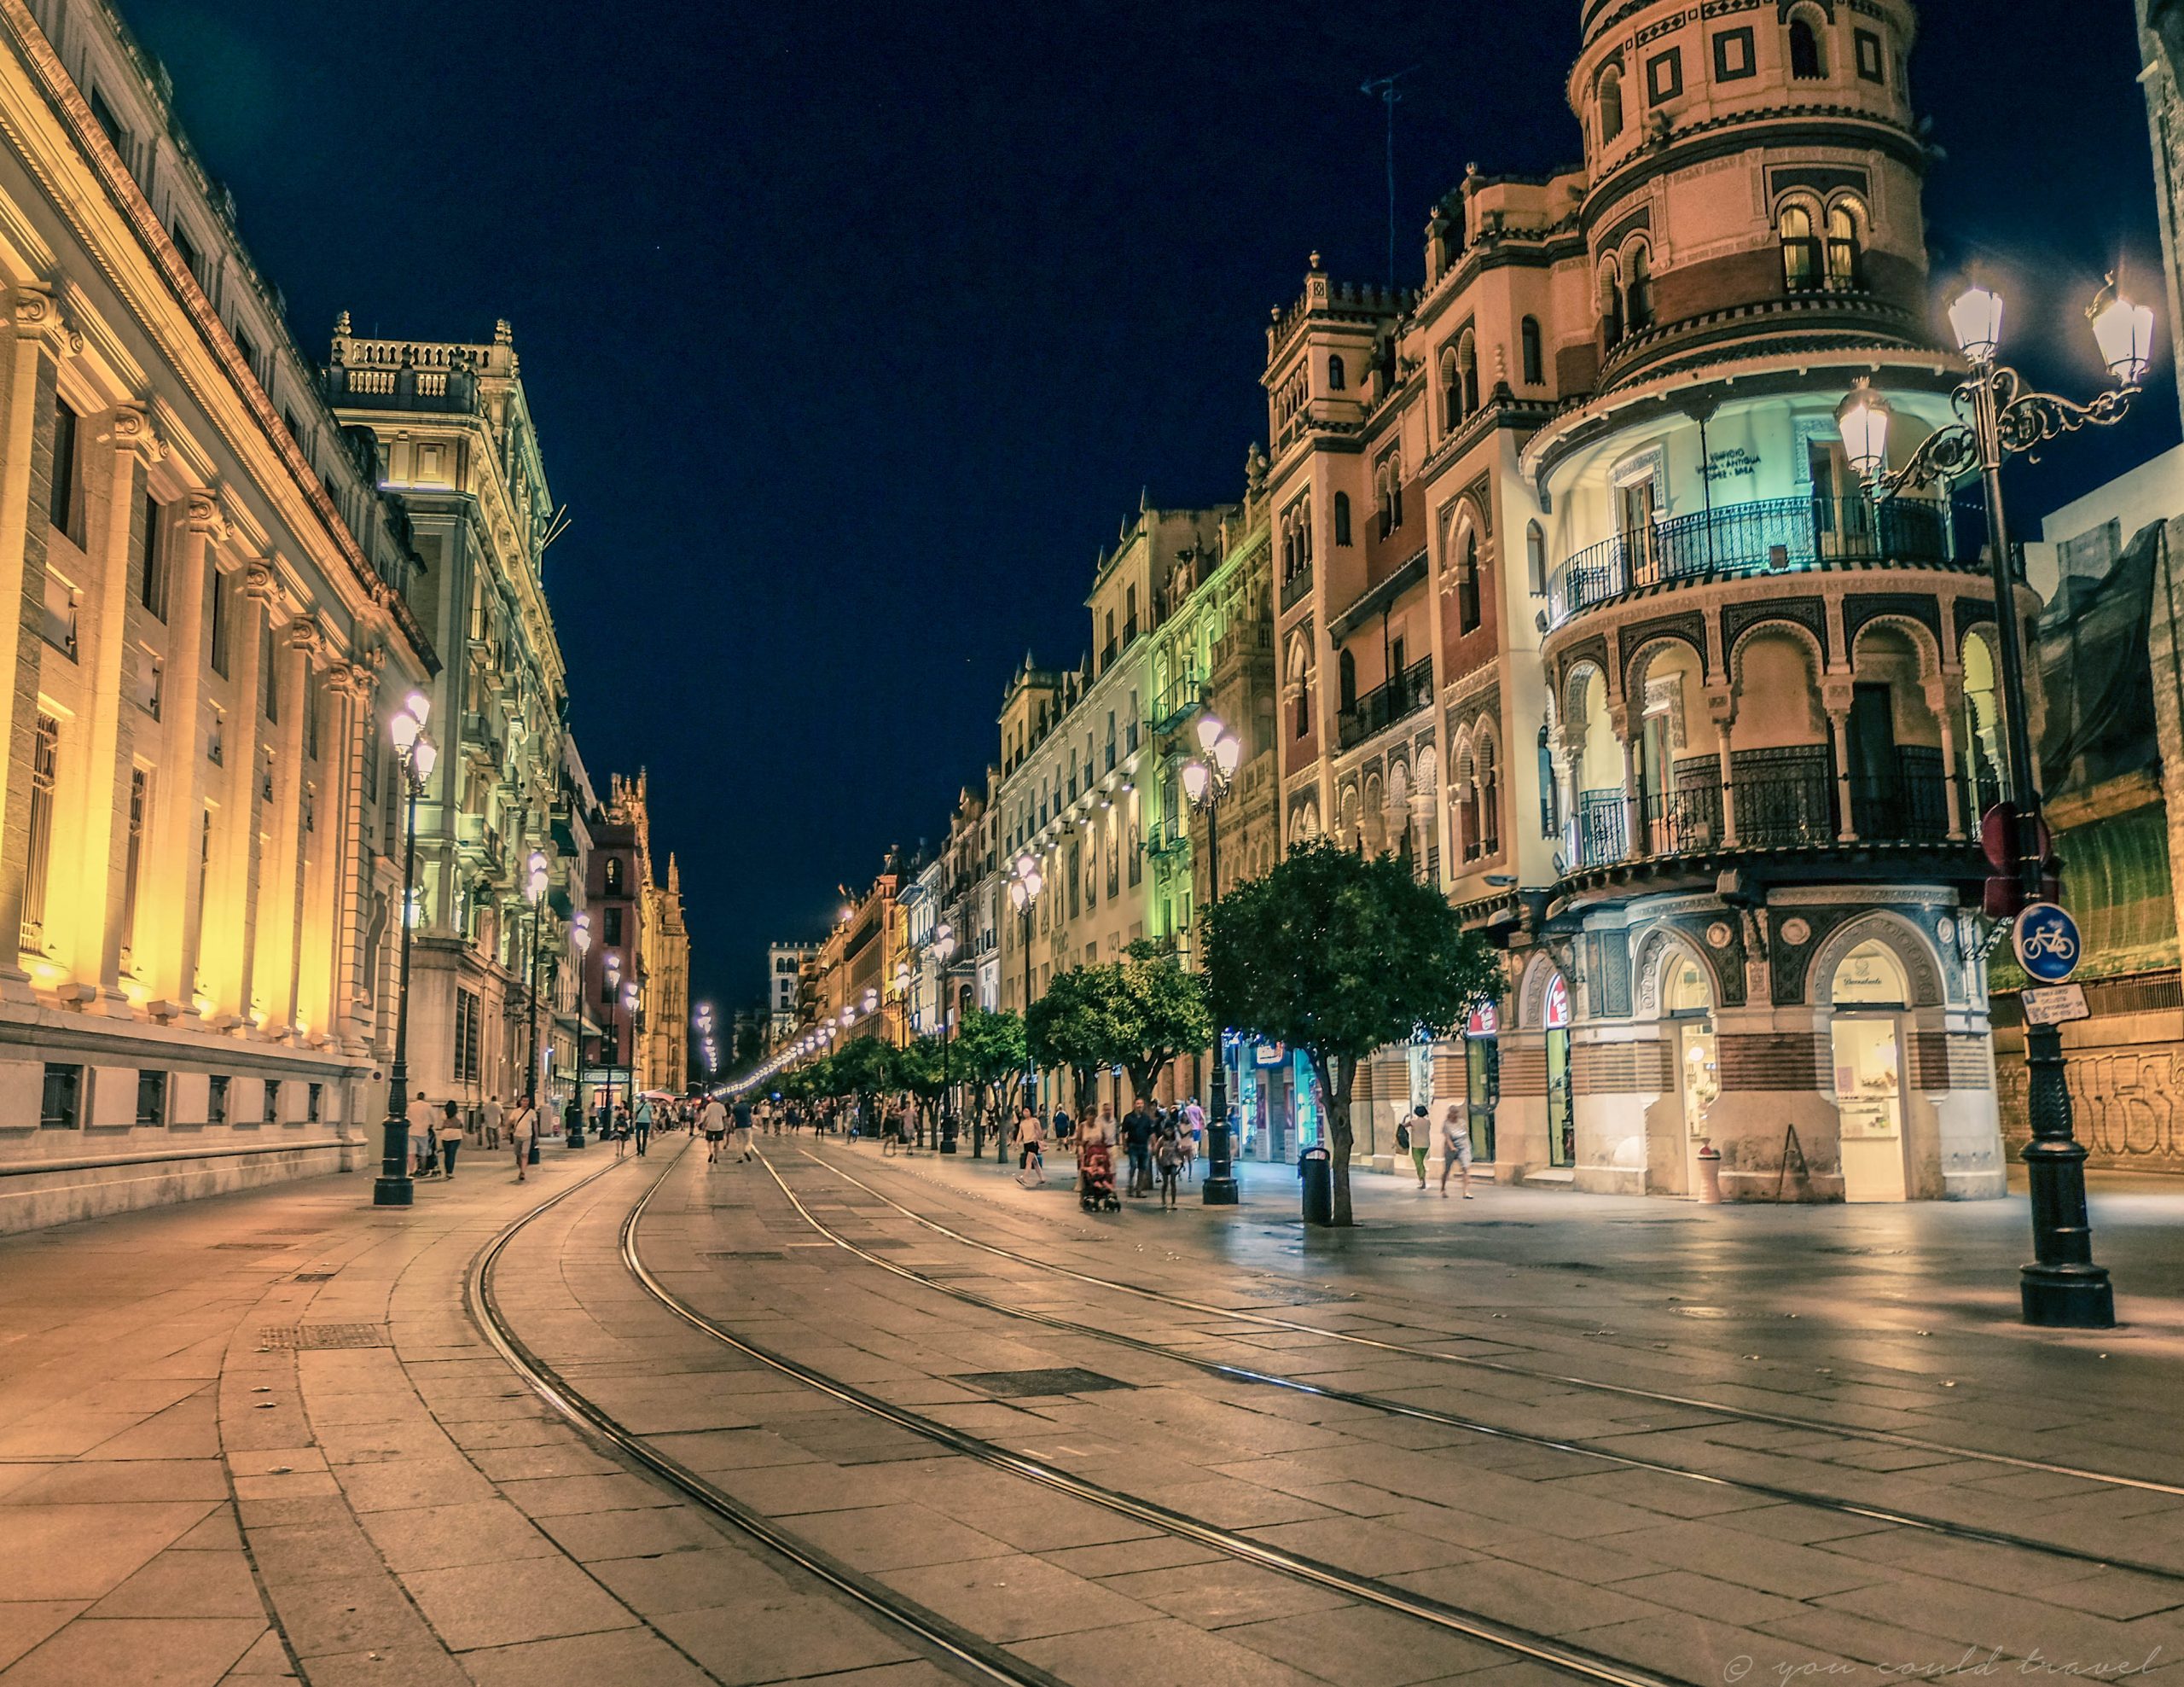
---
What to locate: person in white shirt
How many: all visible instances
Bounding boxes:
[507,1097,536,1183]
[480,1095,502,1152]
[1437,1102,1473,1200]
[404,1091,437,1179]
[1181,1098,1204,1182]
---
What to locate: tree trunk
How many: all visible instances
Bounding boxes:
[1072,1066,1095,1118]
[1310,1050,1357,1226]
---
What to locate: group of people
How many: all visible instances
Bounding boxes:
[1402,1102,1476,1198]
[401,1091,540,1182]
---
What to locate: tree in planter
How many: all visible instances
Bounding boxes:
[1026,968,1110,1120]
[1202,841,1500,1226]
[952,1009,1027,1143]
[1108,939,1214,1105]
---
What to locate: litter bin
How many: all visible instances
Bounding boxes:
[1299,1144,1333,1227]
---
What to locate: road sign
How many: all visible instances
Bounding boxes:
[2012,902,2082,985]
[2020,983,2090,1027]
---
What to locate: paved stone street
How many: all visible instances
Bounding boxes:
[5,1134,2184,1685]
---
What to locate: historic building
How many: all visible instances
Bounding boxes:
[1266,0,2007,1201]
[642,847,689,1096]
[328,318,578,1123]
[0,0,439,1227]
[766,940,815,1046]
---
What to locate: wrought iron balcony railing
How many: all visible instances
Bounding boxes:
[1336,656,1434,752]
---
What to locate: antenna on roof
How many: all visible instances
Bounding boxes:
[1362,67,1420,292]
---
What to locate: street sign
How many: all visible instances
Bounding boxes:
[2020,983,2091,1027]
[2012,902,2082,985]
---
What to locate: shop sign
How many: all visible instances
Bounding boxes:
[1467,1002,1499,1038]
[1254,1041,1286,1067]
[1544,974,1571,1029]
[2021,983,2090,1027]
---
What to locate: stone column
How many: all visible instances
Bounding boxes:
[329,659,379,1052]
[217,566,276,1025]
[1824,685,1856,844]
[1927,676,1967,841]
[256,619,316,1038]
[145,493,222,1017]
[69,404,160,1004]
[1711,693,1739,846]
[297,656,357,1045]
[1615,707,1641,861]
[0,288,73,998]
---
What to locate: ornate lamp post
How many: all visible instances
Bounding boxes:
[523,847,548,1114]
[622,979,641,1119]
[603,953,624,1134]
[1837,276,2154,1329]
[567,912,590,1147]
[1005,855,1044,1147]
[375,692,436,1207]
[1181,713,1245,1207]
[931,922,957,1151]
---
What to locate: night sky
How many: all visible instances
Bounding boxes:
[120,0,2177,1029]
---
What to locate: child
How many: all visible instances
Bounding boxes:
[1153,1111,1184,1209]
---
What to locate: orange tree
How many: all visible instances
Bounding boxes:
[1201,841,1497,1225]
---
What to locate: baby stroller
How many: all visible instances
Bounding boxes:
[1077,1138,1121,1212]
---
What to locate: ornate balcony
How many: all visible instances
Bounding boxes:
[1336,656,1434,752]
[1545,494,1977,629]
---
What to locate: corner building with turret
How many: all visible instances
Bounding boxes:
[1269,0,2011,1201]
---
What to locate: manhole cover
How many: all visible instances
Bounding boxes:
[256,1323,388,1351]
[955,1368,1130,1398]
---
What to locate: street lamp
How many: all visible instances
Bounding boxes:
[1006,854,1044,1141]
[604,953,623,1133]
[932,921,958,1151]
[523,848,548,1117]
[1182,712,1245,1206]
[375,691,436,1207]
[623,980,640,1117]
[568,912,590,1147]
[1838,274,2154,1329]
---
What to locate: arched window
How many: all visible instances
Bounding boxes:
[1376,471,1394,539]
[1338,649,1358,714]
[604,857,624,895]
[1455,746,1480,862]
[1520,317,1543,387]
[1600,258,1625,347]
[1333,492,1352,547]
[1439,347,1461,431]
[1598,65,1624,143]
[1779,204,1821,292]
[1788,15,1827,79]
[1625,246,1654,332]
[1457,329,1480,417]
[1327,353,1346,391]
[1478,738,1501,854]
[1526,521,1548,595]
[1390,468,1404,532]
[1456,528,1483,634]
[1826,202,1863,288]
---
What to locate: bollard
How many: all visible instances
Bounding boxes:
[1696,1140,1722,1204]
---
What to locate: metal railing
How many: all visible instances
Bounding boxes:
[1565,765,1957,870]
[1335,656,1434,751]
[1546,494,1966,627]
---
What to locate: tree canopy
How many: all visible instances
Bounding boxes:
[1110,939,1213,1103]
[1201,841,1500,1224]
[1025,968,1110,1114]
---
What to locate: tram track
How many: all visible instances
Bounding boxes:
[613,1144,1694,1685]
[791,1146,2184,1534]
[467,1141,1068,1687]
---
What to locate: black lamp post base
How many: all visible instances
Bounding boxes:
[372,1176,414,1207]
[1201,1174,1239,1206]
[2020,1265,2115,1328]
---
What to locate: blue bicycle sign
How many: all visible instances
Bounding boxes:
[2013,902,2082,985]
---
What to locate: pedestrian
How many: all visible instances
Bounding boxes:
[1438,1102,1474,1200]
[437,1100,465,1179]
[479,1093,502,1152]
[732,1094,757,1161]
[1403,1103,1429,1188]
[1153,1108,1183,1208]
[634,1095,653,1156]
[1181,1097,1204,1182]
[405,1090,437,1178]
[1121,1097,1155,1196]
[611,1102,629,1161]
[882,1097,903,1156]
[508,1096,536,1182]
[700,1093,728,1163]
[1014,1104,1044,1186]
[1051,1103,1073,1151]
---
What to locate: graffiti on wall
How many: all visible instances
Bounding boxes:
[2000,1045,2184,1172]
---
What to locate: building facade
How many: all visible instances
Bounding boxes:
[0,0,447,1229]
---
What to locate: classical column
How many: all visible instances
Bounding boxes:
[1928,677,1968,841]
[1615,707,1641,862]
[1709,691,1738,846]
[257,619,317,1037]
[1826,696,1857,844]
[329,659,379,1051]
[216,566,276,1023]
[0,287,74,998]
[70,404,160,1003]
[297,655,357,1044]
[145,493,222,1016]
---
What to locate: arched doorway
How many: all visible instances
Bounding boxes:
[1831,939,1909,1201]
[1464,1001,1499,1162]
[1664,951,1719,1191]
[1544,973,1575,1167]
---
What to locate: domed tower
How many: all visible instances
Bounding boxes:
[1509,0,2012,1206]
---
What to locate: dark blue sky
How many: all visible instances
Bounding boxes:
[120,0,2175,1023]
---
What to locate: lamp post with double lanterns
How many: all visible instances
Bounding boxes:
[1005,856,1043,1148]
[1180,713,1245,1206]
[1835,276,2156,1329]
[375,692,437,1207]
[603,953,624,1135]
[567,913,590,1147]
[930,922,957,1151]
